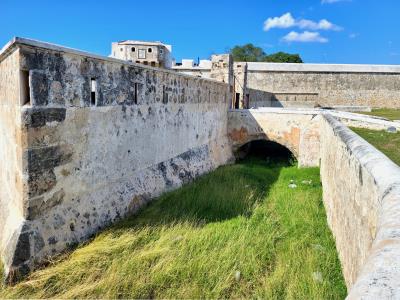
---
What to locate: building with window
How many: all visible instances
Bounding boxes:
[111,40,172,68]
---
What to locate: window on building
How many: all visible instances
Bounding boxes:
[151,62,156,67]
[160,49,163,54]
[120,48,123,51]
[90,78,97,106]
[21,70,30,105]
[148,48,152,53]
[235,93,240,109]
[138,49,146,59]
[131,47,136,52]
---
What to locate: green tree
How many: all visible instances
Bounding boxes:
[264,52,303,63]
[230,44,303,63]
[230,43,267,62]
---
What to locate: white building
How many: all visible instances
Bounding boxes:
[111,40,172,68]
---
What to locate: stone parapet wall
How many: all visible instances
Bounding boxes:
[320,114,400,298]
[0,38,233,280]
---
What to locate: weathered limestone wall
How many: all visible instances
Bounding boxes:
[175,61,400,109]
[246,64,400,108]
[0,38,233,279]
[227,109,321,167]
[0,47,26,277]
[320,114,400,298]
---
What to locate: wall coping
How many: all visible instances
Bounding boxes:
[323,114,400,298]
[171,62,400,74]
[0,37,227,86]
[247,62,400,74]
[229,108,400,130]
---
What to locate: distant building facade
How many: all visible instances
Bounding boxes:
[111,40,172,68]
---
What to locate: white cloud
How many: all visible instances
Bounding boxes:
[263,13,295,31]
[349,33,358,39]
[297,18,342,31]
[322,0,351,4]
[282,31,329,43]
[263,13,342,32]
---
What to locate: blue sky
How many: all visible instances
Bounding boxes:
[1,0,399,64]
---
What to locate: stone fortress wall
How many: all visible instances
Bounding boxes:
[0,38,232,281]
[2,37,400,298]
[246,63,400,109]
[174,59,400,109]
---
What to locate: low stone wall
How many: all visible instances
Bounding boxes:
[320,114,400,298]
[0,38,233,280]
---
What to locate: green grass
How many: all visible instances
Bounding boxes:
[0,261,3,290]
[359,108,400,121]
[0,158,346,299]
[351,127,400,166]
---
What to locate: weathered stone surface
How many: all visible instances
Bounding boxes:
[30,70,49,106]
[2,38,400,298]
[27,189,65,220]
[320,114,400,299]
[228,108,322,167]
[0,46,27,283]
[246,68,400,109]
[176,60,400,109]
[22,107,66,128]
[0,38,233,281]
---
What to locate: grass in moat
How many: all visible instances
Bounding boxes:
[358,108,400,121]
[0,157,346,299]
[351,127,400,166]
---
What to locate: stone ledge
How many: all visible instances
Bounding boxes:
[247,62,400,74]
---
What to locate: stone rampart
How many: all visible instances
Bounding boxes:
[3,37,400,298]
[247,62,400,109]
[0,38,233,280]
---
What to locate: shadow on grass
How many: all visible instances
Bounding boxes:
[116,144,294,230]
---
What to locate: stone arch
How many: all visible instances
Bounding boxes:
[229,127,300,160]
[234,139,295,161]
[228,110,322,167]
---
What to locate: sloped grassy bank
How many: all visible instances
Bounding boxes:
[351,127,400,166]
[0,158,346,299]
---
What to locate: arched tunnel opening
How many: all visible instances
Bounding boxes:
[235,140,296,165]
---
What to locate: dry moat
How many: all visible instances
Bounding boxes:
[0,142,346,299]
